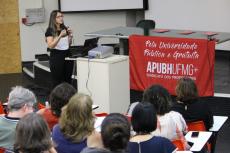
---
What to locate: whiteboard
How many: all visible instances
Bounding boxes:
[145,0,230,50]
[145,0,230,33]
[59,0,147,12]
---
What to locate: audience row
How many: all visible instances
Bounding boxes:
[0,77,213,153]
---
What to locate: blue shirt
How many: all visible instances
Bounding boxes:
[128,136,176,153]
[52,124,87,153]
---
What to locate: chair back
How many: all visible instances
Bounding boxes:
[95,112,108,117]
[0,147,5,153]
[187,120,211,151]
[187,120,206,131]
[172,139,186,151]
[136,20,155,29]
[0,102,4,114]
[37,102,45,110]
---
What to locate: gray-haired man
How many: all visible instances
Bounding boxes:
[0,86,37,150]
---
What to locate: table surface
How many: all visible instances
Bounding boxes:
[209,115,228,132]
[94,116,106,132]
[85,26,230,44]
[185,131,212,152]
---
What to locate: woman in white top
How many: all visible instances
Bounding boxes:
[45,10,73,88]
[142,84,187,141]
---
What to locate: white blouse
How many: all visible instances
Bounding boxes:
[151,111,187,140]
[55,36,69,50]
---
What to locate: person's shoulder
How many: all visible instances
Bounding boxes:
[37,108,46,115]
[189,99,207,109]
[81,147,109,153]
[52,124,61,134]
[172,101,184,107]
[169,110,184,117]
[127,101,140,116]
[0,115,19,123]
[45,27,54,37]
[87,131,103,148]
[152,136,176,149]
[153,136,170,142]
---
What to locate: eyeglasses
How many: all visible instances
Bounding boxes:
[56,15,64,18]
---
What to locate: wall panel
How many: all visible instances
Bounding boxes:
[0,0,21,74]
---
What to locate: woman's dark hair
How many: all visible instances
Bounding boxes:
[49,82,76,117]
[176,77,199,102]
[101,113,130,152]
[14,113,52,153]
[47,10,61,36]
[131,102,157,134]
[142,84,172,115]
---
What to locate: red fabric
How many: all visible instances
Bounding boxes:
[38,102,46,109]
[0,147,5,153]
[0,103,4,114]
[95,112,108,117]
[40,108,58,130]
[129,35,215,96]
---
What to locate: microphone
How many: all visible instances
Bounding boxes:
[60,24,67,30]
[60,24,69,35]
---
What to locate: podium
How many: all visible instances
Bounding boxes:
[77,55,130,113]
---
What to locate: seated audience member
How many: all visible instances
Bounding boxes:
[37,82,76,129]
[0,86,36,150]
[172,77,213,130]
[142,85,187,141]
[128,102,176,153]
[81,113,130,153]
[52,93,102,153]
[14,113,57,153]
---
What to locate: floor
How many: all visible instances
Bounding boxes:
[0,51,230,153]
[214,51,230,94]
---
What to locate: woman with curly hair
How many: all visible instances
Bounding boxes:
[142,84,187,141]
[52,93,102,153]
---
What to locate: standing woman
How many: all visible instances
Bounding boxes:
[45,10,73,88]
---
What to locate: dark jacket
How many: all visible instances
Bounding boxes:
[171,99,213,130]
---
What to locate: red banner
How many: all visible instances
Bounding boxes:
[129,35,215,96]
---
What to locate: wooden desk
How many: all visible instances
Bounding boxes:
[185,131,212,152]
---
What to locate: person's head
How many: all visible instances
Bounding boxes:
[49,82,76,117]
[142,84,172,115]
[59,93,94,142]
[131,102,157,134]
[8,86,36,116]
[14,113,53,153]
[101,113,130,152]
[176,77,199,102]
[48,10,64,35]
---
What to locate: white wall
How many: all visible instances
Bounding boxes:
[145,0,230,50]
[20,0,230,61]
[18,0,138,61]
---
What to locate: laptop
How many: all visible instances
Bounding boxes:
[70,37,99,58]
